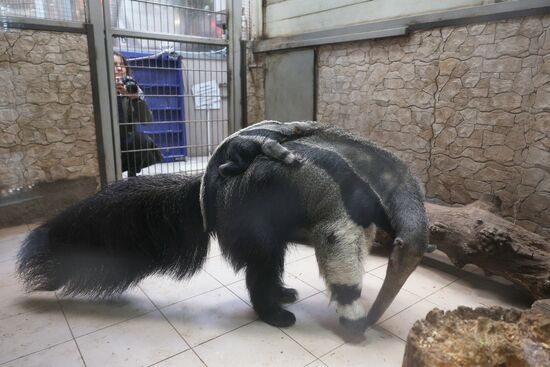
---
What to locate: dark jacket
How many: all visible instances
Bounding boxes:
[118,96,163,176]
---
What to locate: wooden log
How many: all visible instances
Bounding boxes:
[374,198,550,300]
[402,300,550,367]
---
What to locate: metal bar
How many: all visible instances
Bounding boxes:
[121,143,221,154]
[254,0,550,53]
[132,0,227,16]
[228,0,243,133]
[85,23,107,187]
[103,2,123,180]
[240,39,248,127]
[255,27,407,53]
[104,64,227,71]
[111,28,229,46]
[410,4,550,31]
[1,15,85,32]
[313,47,318,121]
[87,0,119,184]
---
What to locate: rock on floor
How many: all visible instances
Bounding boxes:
[402,300,550,367]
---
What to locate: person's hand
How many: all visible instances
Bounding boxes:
[116,82,140,99]
[116,82,127,95]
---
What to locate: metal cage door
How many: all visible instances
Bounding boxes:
[89,0,242,182]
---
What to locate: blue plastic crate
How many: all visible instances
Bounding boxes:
[120,51,187,162]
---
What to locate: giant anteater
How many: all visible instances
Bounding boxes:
[18,121,432,333]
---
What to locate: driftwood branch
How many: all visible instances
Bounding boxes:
[375,199,550,300]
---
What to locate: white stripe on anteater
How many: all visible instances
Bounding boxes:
[199,121,317,229]
[338,300,366,321]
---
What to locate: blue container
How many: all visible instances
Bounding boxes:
[120,51,187,162]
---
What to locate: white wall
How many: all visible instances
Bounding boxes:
[182,57,229,157]
[264,0,519,38]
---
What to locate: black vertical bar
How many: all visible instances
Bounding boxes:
[85,23,108,187]
[240,39,247,128]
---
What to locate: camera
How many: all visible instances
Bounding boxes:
[121,75,139,94]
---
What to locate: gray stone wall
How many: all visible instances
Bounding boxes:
[317,15,550,236]
[247,15,550,236]
[246,50,266,125]
[0,29,99,193]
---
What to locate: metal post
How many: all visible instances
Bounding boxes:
[85,23,108,187]
[207,108,212,155]
[228,0,243,133]
[87,0,122,182]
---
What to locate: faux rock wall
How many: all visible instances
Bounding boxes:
[246,51,266,125]
[316,15,550,236]
[0,29,99,192]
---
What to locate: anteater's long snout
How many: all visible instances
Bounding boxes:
[365,238,424,327]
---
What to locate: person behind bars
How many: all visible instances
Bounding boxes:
[114,51,163,176]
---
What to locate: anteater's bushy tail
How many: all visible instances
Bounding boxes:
[17,174,208,297]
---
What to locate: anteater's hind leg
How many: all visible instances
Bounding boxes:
[218,229,296,327]
[313,218,370,333]
[245,245,297,327]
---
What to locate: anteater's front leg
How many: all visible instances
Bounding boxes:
[314,218,369,334]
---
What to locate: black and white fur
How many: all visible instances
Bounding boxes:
[17,175,207,297]
[18,121,429,333]
[201,124,429,329]
[217,120,317,177]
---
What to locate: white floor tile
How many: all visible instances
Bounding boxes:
[0,282,57,320]
[360,273,422,324]
[369,263,457,298]
[461,263,485,275]
[363,253,388,272]
[0,225,29,241]
[224,280,251,305]
[0,222,534,367]
[320,327,405,367]
[0,302,72,364]
[194,321,315,367]
[26,222,42,231]
[2,340,84,367]
[139,271,222,308]
[162,287,256,347]
[0,236,23,263]
[283,293,346,358]
[0,259,19,289]
[286,244,316,264]
[203,255,244,285]
[286,256,326,291]
[226,272,320,307]
[425,283,484,309]
[424,249,455,266]
[150,350,205,367]
[379,299,439,341]
[426,278,530,311]
[306,360,328,367]
[76,311,188,367]
[60,287,156,337]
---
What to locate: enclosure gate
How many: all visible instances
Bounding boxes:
[89,0,242,181]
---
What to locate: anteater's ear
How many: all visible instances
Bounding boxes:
[393,237,404,248]
[426,244,437,253]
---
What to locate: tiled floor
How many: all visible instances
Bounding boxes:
[0,225,531,367]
